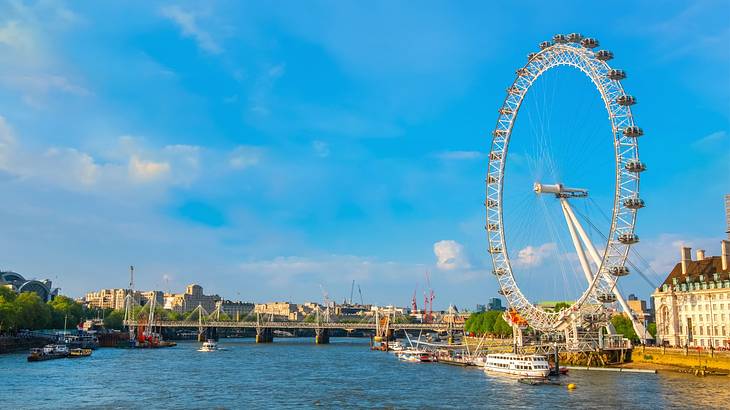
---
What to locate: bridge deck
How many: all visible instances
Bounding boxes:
[124,320,455,332]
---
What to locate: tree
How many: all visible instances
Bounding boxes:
[611,314,638,342]
[553,302,572,312]
[104,310,125,330]
[48,296,85,329]
[493,314,513,338]
[647,322,657,338]
[14,292,51,330]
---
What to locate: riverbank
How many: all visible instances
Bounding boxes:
[617,346,730,374]
[0,336,48,354]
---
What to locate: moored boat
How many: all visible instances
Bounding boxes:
[68,348,93,358]
[483,353,551,378]
[27,344,69,362]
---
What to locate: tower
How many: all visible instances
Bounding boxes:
[725,194,729,240]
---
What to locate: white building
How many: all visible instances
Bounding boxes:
[653,241,730,348]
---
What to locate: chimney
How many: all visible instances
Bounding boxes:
[696,249,705,261]
[681,246,692,275]
[722,240,729,271]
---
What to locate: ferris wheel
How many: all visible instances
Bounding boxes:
[485,33,649,342]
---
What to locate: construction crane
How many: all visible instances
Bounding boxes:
[423,272,435,323]
[357,285,364,305]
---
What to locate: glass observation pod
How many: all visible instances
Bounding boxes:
[595,50,614,61]
[487,175,500,183]
[609,266,630,277]
[552,34,567,44]
[487,223,500,231]
[581,38,599,48]
[507,85,522,95]
[485,199,498,208]
[625,159,647,173]
[618,233,640,245]
[567,33,583,42]
[607,69,627,80]
[616,95,637,106]
[597,293,618,303]
[499,107,513,115]
[492,129,508,137]
[539,41,552,50]
[497,288,512,296]
[489,246,503,254]
[493,268,507,276]
[489,152,503,160]
[623,126,644,137]
[516,67,531,76]
[527,52,543,61]
[623,197,646,209]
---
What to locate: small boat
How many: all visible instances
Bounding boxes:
[419,352,437,362]
[518,377,561,386]
[28,344,69,362]
[388,341,405,353]
[198,340,219,352]
[396,349,426,362]
[68,348,93,358]
[483,353,551,378]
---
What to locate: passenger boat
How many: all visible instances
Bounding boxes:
[396,349,426,362]
[68,348,93,358]
[198,340,218,352]
[483,353,551,378]
[419,351,437,362]
[388,341,405,353]
[27,344,69,362]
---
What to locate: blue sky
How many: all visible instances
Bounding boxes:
[0,1,728,309]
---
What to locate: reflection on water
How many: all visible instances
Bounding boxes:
[1,338,727,409]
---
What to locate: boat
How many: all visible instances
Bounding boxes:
[68,348,93,358]
[62,333,99,350]
[388,341,405,353]
[396,349,427,362]
[198,340,218,352]
[518,377,561,386]
[419,351,437,362]
[483,353,551,378]
[27,344,69,362]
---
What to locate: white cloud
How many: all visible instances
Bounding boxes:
[128,155,170,182]
[692,130,727,150]
[433,240,470,270]
[512,242,557,268]
[634,234,722,278]
[436,150,484,160]
[0,74,90,96]
[229,145,263,170]
[312,140,330,158]
[161,6,222,54]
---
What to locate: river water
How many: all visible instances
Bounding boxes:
[1,337,727,409]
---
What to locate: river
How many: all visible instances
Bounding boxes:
[1,337,727,409]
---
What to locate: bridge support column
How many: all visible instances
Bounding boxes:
[256,327,273,343]
[198,327,218,342]
[315,328,330,344]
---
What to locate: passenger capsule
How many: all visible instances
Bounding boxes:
[607,69,626,80]
[489,246,503,254]
[581,38,599,48]
[597,293,617,303]
[487,223,500,231]
[618,233,640,245]
[486,199,498,208]
[507,85,522,95]
[487,175,500,183]
[527,52,543,61]
[625,160,646,173]
[623,126,643,138]
[499,107,513,115]
[567,33,583,43]
[489,152,503,160]
[616,95,637,106]
[553,34,567,44]
[539,41,552,50]
[493,268,507,276]
[497,288,512,296]
[623,197,645,209]
[609,266,630,277]
[595,50,614,61]
[516,67,530,76]
[492,129,507,137]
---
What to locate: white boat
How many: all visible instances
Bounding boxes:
[198,340,219,352]
[483,353,550,378]
[388,341,405,353]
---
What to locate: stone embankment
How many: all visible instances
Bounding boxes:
[627,346,730,373]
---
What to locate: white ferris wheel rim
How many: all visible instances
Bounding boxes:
[486,35,643,333]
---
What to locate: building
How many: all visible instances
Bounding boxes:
[652,241,730,348]
[164,284,221,313]
[627,294,655,324]
[85,289,161,310]
[475,304,486,313]
[0,271,59,302]
[215,300,254,319]
[487,298,505,311]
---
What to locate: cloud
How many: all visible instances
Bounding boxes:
[128,155,170,182]
[312,140,330,158]
[229,145,263,170]
[436,150,484,160]
[512,242,557,268]
[433,240,470,270]
[160,6,222,54]
[692,130,727,150]
[0,20,34,51]
[634,234,722,278]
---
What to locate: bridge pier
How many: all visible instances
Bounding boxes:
[256,327,273,343]
[198,327,218,342]
[315,328,330,344]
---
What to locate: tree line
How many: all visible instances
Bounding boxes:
[0,288,98,333]
[464,310,513,337]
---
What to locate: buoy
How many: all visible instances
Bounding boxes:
[567,383,577,390]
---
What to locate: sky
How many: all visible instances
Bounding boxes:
[0,0,728,309]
